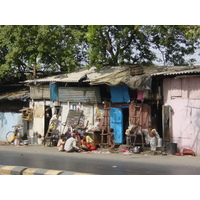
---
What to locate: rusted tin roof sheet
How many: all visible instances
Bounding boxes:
[0,89,30,101]
[25,66,129,84]
[25,65,200,89]
[149,65,200,76]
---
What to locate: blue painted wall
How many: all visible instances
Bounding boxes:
[0,112,23,142]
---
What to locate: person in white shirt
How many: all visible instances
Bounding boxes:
[149,128,160,151]
[64,133,81,152]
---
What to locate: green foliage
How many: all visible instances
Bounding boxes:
[85,25,156,66]
[0,25,85,80]
[146,25,199,66]
[0,25,199,81]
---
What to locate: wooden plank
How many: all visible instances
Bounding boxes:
[66,110,83,127]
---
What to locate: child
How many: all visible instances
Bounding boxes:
[57,134,66,152]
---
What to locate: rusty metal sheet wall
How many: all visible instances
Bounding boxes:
[129,103,151,130]
[30,85,50,99]
[58,87,101,103]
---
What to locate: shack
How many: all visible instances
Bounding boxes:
[25,65,200,155]
[151,65,200,155]
[0,84,30,142]
[24,65,161,148]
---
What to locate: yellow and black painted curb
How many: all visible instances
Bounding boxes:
[0,165,94,175]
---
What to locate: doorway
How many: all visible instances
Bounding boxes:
[44,106,52,136]
[110,106,129,145]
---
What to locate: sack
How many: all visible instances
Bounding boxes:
[182,148,195,156]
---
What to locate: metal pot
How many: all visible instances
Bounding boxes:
[133,146,140,154]
[23,140,29,145]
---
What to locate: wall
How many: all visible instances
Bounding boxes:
[30,100,98,137]
[29,101,45,137]
[60,102,98,134]
[163,77,200,154]
[0,112,23,142]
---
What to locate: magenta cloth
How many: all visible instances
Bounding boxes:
[137,90,144,102]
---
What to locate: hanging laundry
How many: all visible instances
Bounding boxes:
[137,90,144,102]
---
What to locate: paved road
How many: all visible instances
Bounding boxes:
[0,144,200,175]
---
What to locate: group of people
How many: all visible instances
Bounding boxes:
[125,125,161,151]
[57,131,97,153]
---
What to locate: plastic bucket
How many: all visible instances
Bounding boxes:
[157,138,162,147]
[37,138,43,145]
[14,138,20,146]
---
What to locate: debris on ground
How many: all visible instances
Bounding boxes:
[182,148,195,156]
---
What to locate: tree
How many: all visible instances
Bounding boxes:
[85,25,200,67]
[85,25,156,67]
[0,25,199,82]
[0,25,85,81]
[146,25,199,66]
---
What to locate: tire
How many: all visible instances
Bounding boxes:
[6,131,15,143]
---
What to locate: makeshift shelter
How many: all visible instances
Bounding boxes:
[24,64,200,154]
[0,87,30,142]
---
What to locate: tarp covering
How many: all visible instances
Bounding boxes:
[124,75,152,90]
[110,84,130,103]
[89,69,130,86]
[90,70,152,90]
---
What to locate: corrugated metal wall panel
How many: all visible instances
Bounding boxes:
[30,85,50,99]
[58,87,101,103]
[43,85,50,99]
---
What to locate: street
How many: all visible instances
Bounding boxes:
[0,144,200,175]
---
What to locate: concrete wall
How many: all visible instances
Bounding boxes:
[0,112,23,142]
[60,102,99,134]
[29,100,99,137]
[29,101,45,137]
[163,77,200,154]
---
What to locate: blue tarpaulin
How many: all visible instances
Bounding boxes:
[110,84,130,103]
[50,82,58,101]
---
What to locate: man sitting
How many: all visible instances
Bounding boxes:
[64,133,81,153]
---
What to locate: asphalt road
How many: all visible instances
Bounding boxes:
[0,145,200,175]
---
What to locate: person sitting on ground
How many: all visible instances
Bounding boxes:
[57,134,66,152]
[80,136,89,151]
[83,133,97,151]
[64,133,81,153]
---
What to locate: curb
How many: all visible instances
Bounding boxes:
[0,165,94,175]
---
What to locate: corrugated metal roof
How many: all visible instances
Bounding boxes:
[25,66,129,84]
[25,65,200,85]
[0,89,30,101]
[149,66,200,76]
[25,68,93,83]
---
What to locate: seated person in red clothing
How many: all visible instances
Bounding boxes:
[81,133,97,151]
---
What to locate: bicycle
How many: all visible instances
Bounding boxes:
[6,124,23,143]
